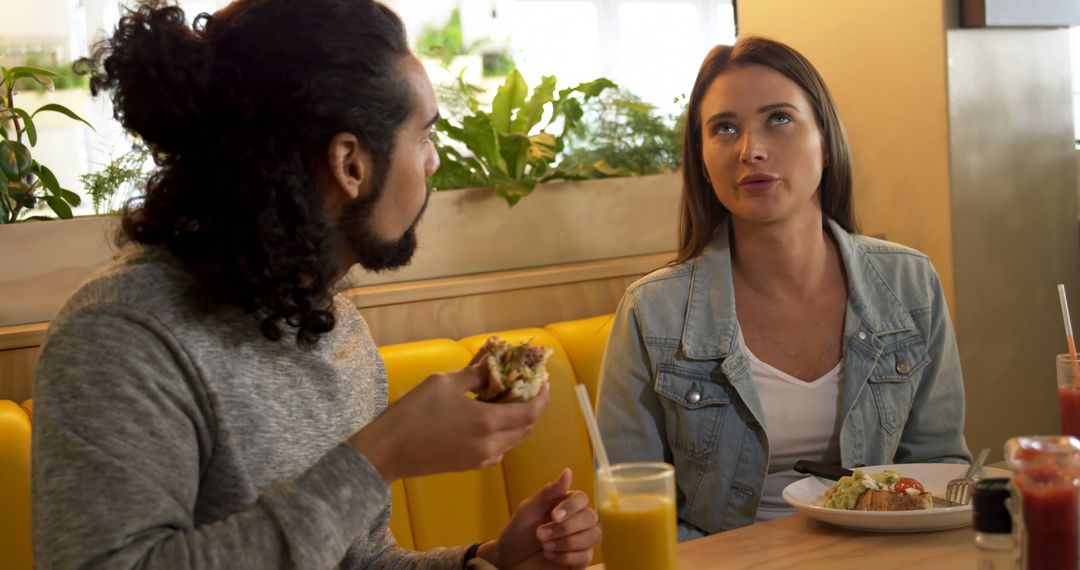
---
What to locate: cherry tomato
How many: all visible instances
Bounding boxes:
[894,477,925,494]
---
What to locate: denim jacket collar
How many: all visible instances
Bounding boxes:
[680,217,916,361]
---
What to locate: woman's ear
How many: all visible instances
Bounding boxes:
[325,132,374,200]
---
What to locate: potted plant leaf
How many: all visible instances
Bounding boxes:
[430,68,620,205]
[0,65,95,223]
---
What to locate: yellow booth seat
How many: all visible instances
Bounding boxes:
[459,329,596,516]
[544,315,614,409]
[379,339,510,551]
[0,399,32,570]
[378,317,612,559]
[4,314,614,565]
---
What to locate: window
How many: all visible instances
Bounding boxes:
[3,0,736,214]
[397,0,737,113]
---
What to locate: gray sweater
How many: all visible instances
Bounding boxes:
[32,248,465,569]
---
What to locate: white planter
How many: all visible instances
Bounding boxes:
[0,216,120,327]
[341,172,682,287]
[0,173,682,327]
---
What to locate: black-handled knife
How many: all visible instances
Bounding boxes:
[793,460,854,481]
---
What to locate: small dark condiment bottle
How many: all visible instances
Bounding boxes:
[973,478,1018,570]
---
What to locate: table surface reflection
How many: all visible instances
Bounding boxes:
[587,512,977,569]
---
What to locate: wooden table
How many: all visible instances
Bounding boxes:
[589,513,977,569]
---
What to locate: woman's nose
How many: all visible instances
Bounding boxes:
[739,131,767,164]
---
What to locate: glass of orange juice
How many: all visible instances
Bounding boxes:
[597,462,678,570]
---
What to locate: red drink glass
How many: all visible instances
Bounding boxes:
[1058,354,1080,438]
[1005,436,1080,570]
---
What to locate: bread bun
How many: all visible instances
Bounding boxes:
[853,489,932,511]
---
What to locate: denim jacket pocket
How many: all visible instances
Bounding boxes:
[654,364,730,458]
[867,340,928,434]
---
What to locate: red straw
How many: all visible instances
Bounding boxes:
[1057,284,1080,388]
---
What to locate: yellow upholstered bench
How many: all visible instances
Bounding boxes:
[1,399,32,570]
[380,339,510,551]
[379,315,613,556]
[3,314,614,565]
[544,315,614,408]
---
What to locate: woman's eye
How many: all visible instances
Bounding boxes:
[712,122,737,136]
[769,111,792,125]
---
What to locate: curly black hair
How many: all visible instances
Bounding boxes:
[79,0,415,347]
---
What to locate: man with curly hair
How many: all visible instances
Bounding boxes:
[30,1,600,568]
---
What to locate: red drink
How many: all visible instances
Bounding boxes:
[1061,385,1080,438]
[1007,437,1080,570]
[1014,464,1079,570]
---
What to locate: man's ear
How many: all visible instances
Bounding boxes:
[326,132,374,200]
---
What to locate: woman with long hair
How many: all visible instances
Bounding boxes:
[597,36,970,537]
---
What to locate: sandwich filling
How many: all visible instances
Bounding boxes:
[474,337,553,403]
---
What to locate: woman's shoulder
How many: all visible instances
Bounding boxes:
[845,233,945,310]
[850,233,928,259]
[625,258,695,297]
[849,234,937,276]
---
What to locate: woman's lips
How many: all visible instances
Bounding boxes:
[738,174,779,192]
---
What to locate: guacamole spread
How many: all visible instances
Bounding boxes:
[821,469,903,510]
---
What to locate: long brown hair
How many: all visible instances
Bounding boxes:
[675,36,855,264]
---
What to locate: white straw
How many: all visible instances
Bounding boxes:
[574,384,618,504]
[1059,284,1075,339]
[1058,284,1080,386]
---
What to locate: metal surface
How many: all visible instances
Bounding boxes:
[962,0,1080,27]
[947,28,1080,459]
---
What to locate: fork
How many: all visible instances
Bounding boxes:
[945,448,990,506]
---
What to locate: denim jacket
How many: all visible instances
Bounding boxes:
[597,219,971,539]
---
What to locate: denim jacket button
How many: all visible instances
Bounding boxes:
[686,389,702,404]
[896,360,911,375]
[858,331,868,340]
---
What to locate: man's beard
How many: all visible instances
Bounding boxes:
[340,177,431,272]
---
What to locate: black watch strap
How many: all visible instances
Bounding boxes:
[463,542,483,568]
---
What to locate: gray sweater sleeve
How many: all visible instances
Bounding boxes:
[32,306,461,569]
[341,515,467,570]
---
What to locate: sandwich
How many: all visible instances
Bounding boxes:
[822,469,932,511]
[472,337,553,403]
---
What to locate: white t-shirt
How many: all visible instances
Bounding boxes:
[740,338,844,522]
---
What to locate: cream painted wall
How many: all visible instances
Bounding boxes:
[0,0,71,42]
[737,0,956,309]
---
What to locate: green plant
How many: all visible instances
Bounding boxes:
[430,69,618,205]
[15,55,88,92]
[416,8,467,66]
[80,143,149,214]
[0,66,93,223]
[481,49,515,78]
[561,89,684,175]
[416,9,515,79]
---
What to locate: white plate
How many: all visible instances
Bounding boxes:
[781,463,1011,532]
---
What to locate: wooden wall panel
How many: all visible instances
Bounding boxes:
[0,347,40,402]
[358,275,635,347]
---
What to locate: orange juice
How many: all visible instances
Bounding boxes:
[599,494,678,570]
